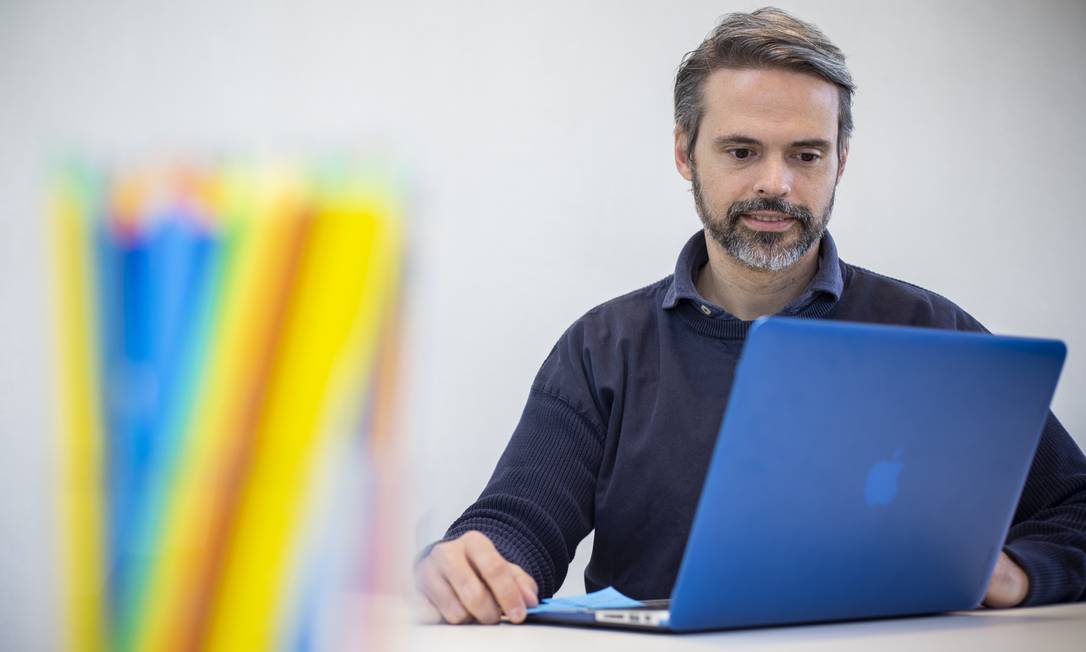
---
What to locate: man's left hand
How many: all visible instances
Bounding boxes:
[983,551,1029,608]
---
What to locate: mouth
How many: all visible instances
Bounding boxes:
[741,211,795,232]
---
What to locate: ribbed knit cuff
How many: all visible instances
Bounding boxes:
[1003,539,1079,606]
[443,517,556,598]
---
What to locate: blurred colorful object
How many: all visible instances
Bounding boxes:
[48,160,406,651]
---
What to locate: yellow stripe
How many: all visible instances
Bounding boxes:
[49,176,107,652]
[273,178,403,647]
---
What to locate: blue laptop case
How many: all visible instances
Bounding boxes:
[666,318,1066,630]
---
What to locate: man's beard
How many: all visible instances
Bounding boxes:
[691,166,834,271]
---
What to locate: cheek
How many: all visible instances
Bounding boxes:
[697,167,746,203]
[795,172,838,210]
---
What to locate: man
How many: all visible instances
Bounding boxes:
[414,7,1086,625]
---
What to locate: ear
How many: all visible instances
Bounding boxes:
[836,142,849,182]
[674,127,694,182]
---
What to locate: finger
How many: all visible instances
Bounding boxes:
[510,564,539,607]
[419,561,472,624]
[464,535,529,623]
[438,544,503,624]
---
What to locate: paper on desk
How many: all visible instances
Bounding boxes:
[527,586,644,614]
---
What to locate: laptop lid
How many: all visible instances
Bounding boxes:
[667,318,1066,632]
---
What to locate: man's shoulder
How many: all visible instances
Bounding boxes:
[559,276,672,345]
[585,276,672,318]
[845,263,955,303]
[531,276,672,410]
[840,262,986,332]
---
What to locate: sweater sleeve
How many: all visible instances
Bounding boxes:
[432,333,607,598]
[1003,412,1086,605]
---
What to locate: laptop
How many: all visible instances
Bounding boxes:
[526,317,1066,632]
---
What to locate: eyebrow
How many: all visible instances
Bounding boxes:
[791,138,833,150]
[712,134,833,150]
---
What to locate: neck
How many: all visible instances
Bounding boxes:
[695,232,822,321]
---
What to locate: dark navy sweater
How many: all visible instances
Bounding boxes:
[440,230,1086,606]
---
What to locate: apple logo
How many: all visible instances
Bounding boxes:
[865,449,904,506]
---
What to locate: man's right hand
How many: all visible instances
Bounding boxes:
[414,530,540,624]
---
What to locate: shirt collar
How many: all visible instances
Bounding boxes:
[661,229,844,317]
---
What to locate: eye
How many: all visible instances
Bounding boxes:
[797,151,822,163]
[729,148,754,160]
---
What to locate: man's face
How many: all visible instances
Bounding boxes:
[675,68,847,271]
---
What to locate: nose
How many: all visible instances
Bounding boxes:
[753,157,792,197]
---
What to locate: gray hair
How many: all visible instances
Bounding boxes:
[674,7,855,160]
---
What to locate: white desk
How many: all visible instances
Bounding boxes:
[347,598,1086,652]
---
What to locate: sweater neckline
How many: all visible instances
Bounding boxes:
[669,261,851,340]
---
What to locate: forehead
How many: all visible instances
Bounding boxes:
[698,67,840,144]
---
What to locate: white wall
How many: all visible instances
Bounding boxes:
[2,1,1084,648]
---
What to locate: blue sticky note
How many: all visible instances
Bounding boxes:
[527,586,643,614]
